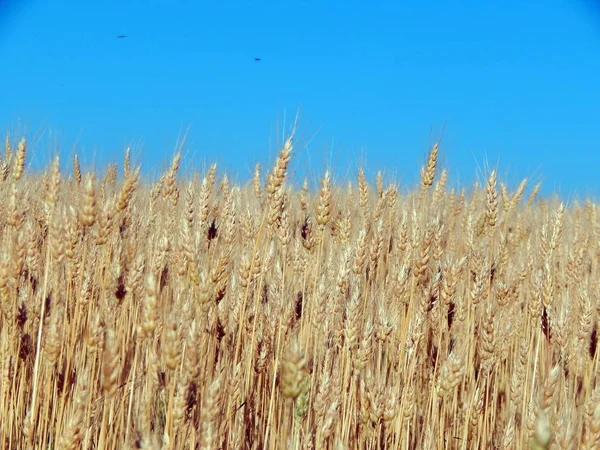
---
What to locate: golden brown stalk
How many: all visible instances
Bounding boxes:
[511,177,528,209]
[171,375,188,431]
[1,136,11,182]
[162,315,181,372]
[420,142,439,198]
[139,273,158,339]
[317,401,341,448]
[206,162,217,191]
[352,229,368,275]
[49,209,66,262]
[528,182,542,206]
[266,136,293,197]
[200,374,223,450]
[198,173,213,227]
[46,156,61,217]
[96,197,115,245]
[220,173,230,195]
[0,258,10,320]
[372,191,387,224]
[124,146,131,177]
[300,178,308,214]
[266,137,293,225]
[6,182,22,228]
[56,371,89,450]
[431,168,448,209]
[104,162,118,190]
[480,301,496,374]
[376,170,383,198]
[585,403,600,450]
[101,328,119,398]
[541,364,560,413]
[277,199,291,248]
[12,137,26,181]
[116,167,140,212]
[163,152,181,206]
[500,182,510,212]
[73,153,82,184]
[43,305,62,366]
[358,167,369,218]
[486,170,498,228]
[281,337,309,401]
[184,320,201,383]
[4,134,12,163]
[316,170,332,229]
[549,202,565,254]
[344,289,361,353]
[79,173,97,228]
[253,163,262,199]
[530,411,552,450]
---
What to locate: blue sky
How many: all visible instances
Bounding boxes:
[1,0,600,198]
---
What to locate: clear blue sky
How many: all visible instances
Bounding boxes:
[1,0,600,198]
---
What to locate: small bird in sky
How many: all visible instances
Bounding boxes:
[117,34,127,39]
[254,57,261,62]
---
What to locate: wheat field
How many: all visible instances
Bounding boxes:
[0,133,598,450]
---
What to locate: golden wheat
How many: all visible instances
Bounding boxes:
[1,133,598,449]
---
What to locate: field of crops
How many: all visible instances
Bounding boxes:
[1,134,598,449]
